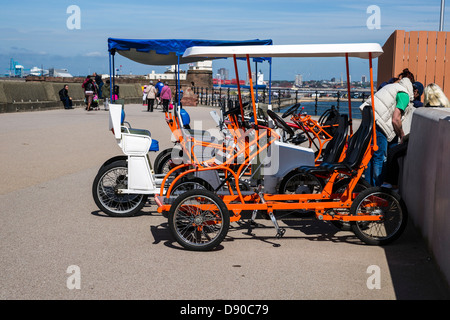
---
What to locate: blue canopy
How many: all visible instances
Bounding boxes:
[108,38,273,65]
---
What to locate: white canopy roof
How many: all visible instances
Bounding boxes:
[183,43,383,59]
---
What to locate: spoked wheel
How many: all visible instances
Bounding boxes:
[168,189,230,251]
[92,160,148,217]
[278,171,324,194]
[350,187,408,245]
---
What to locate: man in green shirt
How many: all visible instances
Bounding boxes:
[392,91,409,143]
[364,69,415,186]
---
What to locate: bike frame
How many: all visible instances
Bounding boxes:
[156,43,381,224]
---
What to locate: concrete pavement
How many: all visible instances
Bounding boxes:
[0,104,449,300]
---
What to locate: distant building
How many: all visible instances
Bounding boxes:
[29,67,49,77]
[49,68,73,77]
[218,68,229,80]
[246,70,264,86]
[295,74,303,87]
[147,65,187,81]
[189,61,213,71]
[361,75,367,83]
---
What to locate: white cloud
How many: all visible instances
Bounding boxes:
[83,51,104,57]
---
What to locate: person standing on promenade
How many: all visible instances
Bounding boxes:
[59,84,73,109]
[82,75,97,111]
[159,82,172,112]
[93,73,104,101]
[362,68,416,186]
[155,78,164,108]
[145,81,157,112]
[102,79,111,110]
[142,85,148,106]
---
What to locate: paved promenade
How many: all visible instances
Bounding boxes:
[0,104,449,300]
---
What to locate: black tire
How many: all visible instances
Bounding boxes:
[155,146,185,175]
[155,151,174,175]
[153,148,172,171]
[170,177,213,198]
[168,189,230,251]
[330,178,371,231]
[278,170,324,194]
[350,187,408,245]
[92,160,148,217]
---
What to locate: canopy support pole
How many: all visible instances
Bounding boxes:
[255,61,258,106]
[345,53,353,134]
[369,52,377,151]
[233,55,245,121]
[112,51,116,102]
[177,55,181,108]
[109,51,112,102]
[268,58,272,110]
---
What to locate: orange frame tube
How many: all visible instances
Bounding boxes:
[246,54,258,127]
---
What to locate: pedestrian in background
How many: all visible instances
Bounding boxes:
[93,72,104,101]
[155,78,164,107]
[103,79,110,110]
[59,84,73,109]
[82,75,97,111]
[145,81,157,112]
[159,82,172,112]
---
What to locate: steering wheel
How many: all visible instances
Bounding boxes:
[282,103,301,118]
[267,109,295,137]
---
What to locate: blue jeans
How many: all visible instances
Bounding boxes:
[364,128,388,186]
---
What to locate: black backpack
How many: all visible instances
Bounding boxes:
[85,81,94,91]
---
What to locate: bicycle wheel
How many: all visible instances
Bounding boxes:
[168,189,230,251]
[170,177,212,197]
[278,170,324,194]
[153,148,172,172]
[350,187,408,245]
[92,160,148,217]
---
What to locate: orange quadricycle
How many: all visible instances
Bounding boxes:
[155,43,409,251]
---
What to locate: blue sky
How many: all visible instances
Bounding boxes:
[1,0,448,80]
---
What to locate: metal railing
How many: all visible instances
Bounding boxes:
[193,86,371,116]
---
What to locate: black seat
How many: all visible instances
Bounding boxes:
[296,114,348,173]
[320,114,349,163]
[302,106,373,175]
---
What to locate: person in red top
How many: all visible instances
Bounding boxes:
[159,82,172,112]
